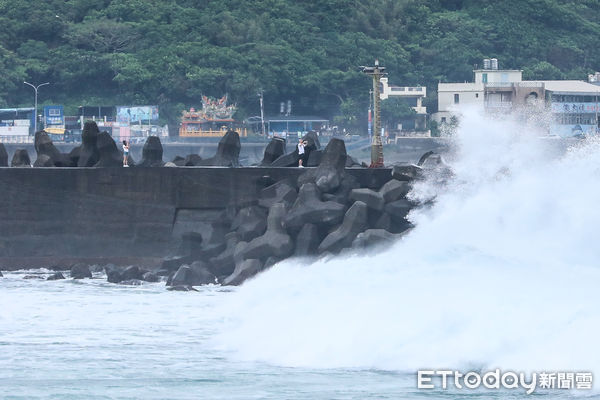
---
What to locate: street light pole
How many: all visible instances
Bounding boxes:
[23,81,50,134]
[361,59,386,168]
[258,90,266,136]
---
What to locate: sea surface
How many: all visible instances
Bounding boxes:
[2,110,600,399]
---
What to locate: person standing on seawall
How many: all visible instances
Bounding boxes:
[297,138,305,167]
[122,140,129,167]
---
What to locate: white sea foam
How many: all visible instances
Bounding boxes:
[213,109,600,375]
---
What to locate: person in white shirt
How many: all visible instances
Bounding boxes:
[122,140,129,167]
[297,138,307,167]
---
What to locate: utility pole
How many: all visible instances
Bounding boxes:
[361,60,386,167]
[258,90,266,136]
[24,81,50,134]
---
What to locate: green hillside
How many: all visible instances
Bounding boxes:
[1,0,598,131]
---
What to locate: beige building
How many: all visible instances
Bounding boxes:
[434,59,600,136]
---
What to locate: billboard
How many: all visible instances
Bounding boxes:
[116,106,159,125]
[44,105,64,126]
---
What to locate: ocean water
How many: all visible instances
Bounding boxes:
[2,110,600,399]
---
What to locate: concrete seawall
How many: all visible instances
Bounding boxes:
[0,167,395,269]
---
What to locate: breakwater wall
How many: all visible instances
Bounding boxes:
[0,167,395,269]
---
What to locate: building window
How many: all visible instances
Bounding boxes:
[475,93,479,98]
[441,117,447,123]
[482,73,488,83]
[454,94,460,104]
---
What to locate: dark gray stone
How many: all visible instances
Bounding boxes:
[209,232,239,277]
[35,131,68,167]
[271,150,300,167]
[0,143,8,166]
[302,131,321,151]
[261,137,286,165]
[231,206,267,241]
[0,271,3,277]
[379,179,410,203]
[11,149,31,167]
[294,223,321,256]
[142,271,159,282]
[258,179,297,209]
[70,263,92,279]
[314,138,347,193]
[179,232,204,258]
[349,188,384,211]
[223,259,263,286]
[105,264,123,283]
[94,131,123,167]
[318,201,368,254]
[184,154,202,166]
[200,130,241,167]
[121,265,143,281]
[47,272,65,280]
[283,183,346,232]
[264,256,281,269]
[306,150,322,167]
[138,136,165,167]
[33,154,54,167]
[391,164,422,181]
[172,155,186,166]
[352,229,399,249]
[241,203,294,261]
[67,146,81,166]
[78,121,100,167]
[385,199,414,220]
[169,261,215,286]
[23,275,44,279]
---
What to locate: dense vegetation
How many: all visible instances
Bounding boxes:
[0,0,599,133]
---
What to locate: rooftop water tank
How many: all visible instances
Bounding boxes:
[483,58,491,70]
[491,58,498,70]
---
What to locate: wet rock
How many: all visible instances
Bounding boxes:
[384,199,414,220]
[0,143,8,166]
[349,188,384,211]
[209,232,239,277]
[168,261,215,286]
[372,211,393,232]
[78,121,100,167]
[241,203,294,261]
[283,183,345,232]
[121,265,143,281]
[223,259,263,286]
[33,154,54,167]
[70,263,92,279]
[0,271,3,277]
[352,229,399,249]
[160,256,193,272]
[138,136,164,167]
[260,137,286,165]
[94,131,123,167]
[167,285,198,292]
[302,131,321,151]
[345,155,362,167]
[258,179,297,209]
[264,256,281,269]
[318,201,368,254]
[231,206,267,242]
[379,179,410,203]
[142,271,159,282]
[294,223,321,256]
[105,264,124,283]
[391,164,422,181]
[11,149,31,167]
[47,272,66,280]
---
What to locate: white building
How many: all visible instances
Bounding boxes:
[434,59,600,136]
